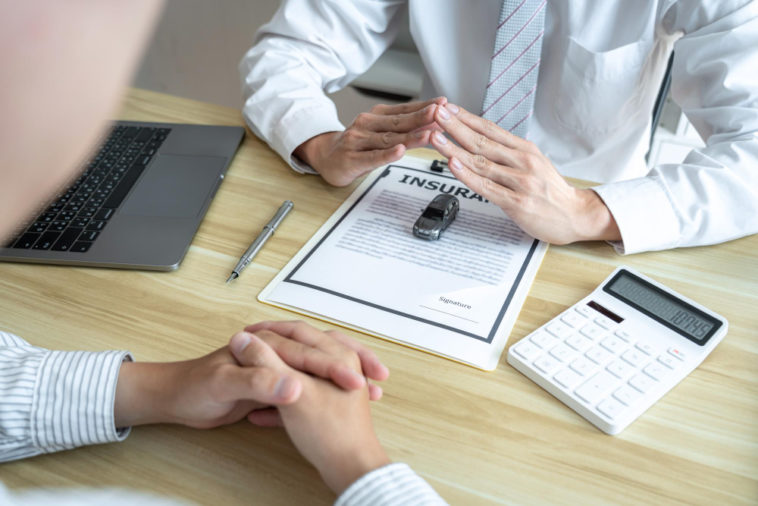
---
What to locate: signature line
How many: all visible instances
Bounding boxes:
[419,305,480,324]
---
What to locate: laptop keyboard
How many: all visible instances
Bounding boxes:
[4,125,170,253]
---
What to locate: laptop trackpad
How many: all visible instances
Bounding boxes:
[120,155,225,218]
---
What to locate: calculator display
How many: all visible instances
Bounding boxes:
[603,270,721,344]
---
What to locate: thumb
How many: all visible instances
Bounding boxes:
[227,332,302,404]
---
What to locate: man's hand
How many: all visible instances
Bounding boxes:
[114,322,390,429]
[294,97,447,187]
[246,320,388,401]
[231,321,390,495]
[430,103,621,244]
[114,334,302,429]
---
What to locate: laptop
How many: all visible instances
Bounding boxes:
[0,120,244,271]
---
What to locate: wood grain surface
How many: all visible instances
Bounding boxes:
[1,88,756,505]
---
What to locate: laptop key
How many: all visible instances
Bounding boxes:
[135,127,155,142]
[94,208,114,221]
[86,220,107,231]
[121,126,140,139]
[12,232,40,249]
[48,222,67,232]
[58,211,76,222]
[51,228,84,251]
[80,230,100,242]
[32,231,61,250]
[71,241,93,253]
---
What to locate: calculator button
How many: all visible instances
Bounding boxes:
[580,324,605,341]
[534,356,561,375]
[643,362,669,381]
[629,373,657,394]
[570,357,596,377]
[575,305,594,318]
[657,355,679,370]
[597,398,625,419]
[621,349,647,368]
[575,371,618,405]
[546,321,573,339]
[613,386,642,406]
[600,336,626,355]
[513,341,541,362]
[554,369,584,390]
[549,344,575,363]
[594,316,616,330]
[560,311,585,328]
[565,335,592,352]
[585,346,612,365]
[668,347,687,361]
[614,329,632,342]
[606,360,633,379]
[529,331,556,349]
[635,342,656,356]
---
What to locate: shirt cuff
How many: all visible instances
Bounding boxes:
[335,462,446,506]
[592,176,681,255]
[32,350,133,453]
[252,101,344,175]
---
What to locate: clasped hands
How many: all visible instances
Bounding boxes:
[297,99,620,244]
[115,320,390,494]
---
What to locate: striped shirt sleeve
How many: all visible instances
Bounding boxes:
[335,463,447,506]
[0,330,132,463]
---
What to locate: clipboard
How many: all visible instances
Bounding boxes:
[259,155,547,370]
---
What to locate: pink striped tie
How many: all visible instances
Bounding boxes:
[481,0,546,138]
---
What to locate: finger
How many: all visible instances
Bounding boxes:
[329,144,405,188]
[454,104,537,152]
[368,382,383,401]
[253,329,367,391]
[245,322,368,389]
[245,321,341,352]
[227,332,302,404]
[411,122,444,135]
[404,129,433,149]
[324,330,389,382]
[357,130,423,151]
[430,130,521,192]
[355,105,437,134]
[357,129,435,152]
[447,155,519,217]
[247,408,283,427]
[434,104,522,168]
[362,144,406,168]
[370,96,447,116]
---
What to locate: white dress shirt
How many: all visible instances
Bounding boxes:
[239,0,758,254]
[0,331,446,505]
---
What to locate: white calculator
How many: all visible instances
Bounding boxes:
[507,266,728,435]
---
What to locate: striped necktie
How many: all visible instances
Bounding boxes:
[481,0,546,138]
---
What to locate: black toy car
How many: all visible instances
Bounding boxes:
[413,194,459,240]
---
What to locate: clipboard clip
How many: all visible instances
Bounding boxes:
[430,159,448,173]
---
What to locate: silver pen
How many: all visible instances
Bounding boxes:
[226,200,293,283]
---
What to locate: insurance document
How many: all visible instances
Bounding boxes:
[259,156,547,370]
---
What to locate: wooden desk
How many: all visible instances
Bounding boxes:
[2,88,757,505]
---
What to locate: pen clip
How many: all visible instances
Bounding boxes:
[267,200,294,231]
